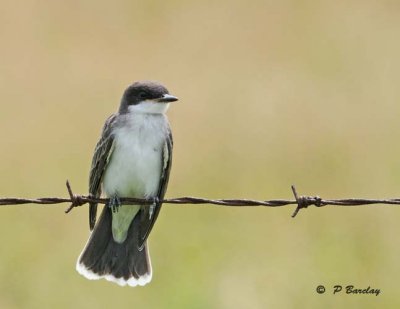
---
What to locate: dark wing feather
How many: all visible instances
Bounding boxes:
[88,114,117,230]
[138,128,173,248]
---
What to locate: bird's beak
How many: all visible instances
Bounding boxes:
[157,94,178,103]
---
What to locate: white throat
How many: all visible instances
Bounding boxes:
[128,100,170,114]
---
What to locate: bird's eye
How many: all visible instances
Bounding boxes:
[138,91,148,100]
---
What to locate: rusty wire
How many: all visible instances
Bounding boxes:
[0,181,399,218]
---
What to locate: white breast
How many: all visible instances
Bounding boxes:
[103,113,169,198]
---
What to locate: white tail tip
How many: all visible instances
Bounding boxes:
[76,261,152,287]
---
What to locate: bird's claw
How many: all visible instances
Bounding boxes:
[109,196,121,213]
[149,197,159,219]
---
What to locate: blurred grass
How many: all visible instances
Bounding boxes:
[1,0,400,308]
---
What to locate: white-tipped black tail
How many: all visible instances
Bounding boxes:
[76,207,152,287]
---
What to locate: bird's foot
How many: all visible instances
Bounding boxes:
[109,195,121,213]
[149,197,159,219]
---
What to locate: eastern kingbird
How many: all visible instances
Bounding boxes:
[76,81,177,286]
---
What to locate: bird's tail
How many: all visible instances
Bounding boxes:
[76,206,152,287]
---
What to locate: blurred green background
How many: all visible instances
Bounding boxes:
[1,0,400,308]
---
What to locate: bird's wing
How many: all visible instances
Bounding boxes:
[88,114,117,230]
[138,128,173,248]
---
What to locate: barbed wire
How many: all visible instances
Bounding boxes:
[0,181,399,218]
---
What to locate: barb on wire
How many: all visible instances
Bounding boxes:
[0,180,399,218]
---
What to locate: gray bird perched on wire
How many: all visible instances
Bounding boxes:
[76,81,177,286]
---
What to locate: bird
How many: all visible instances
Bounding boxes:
[76,81,177,287]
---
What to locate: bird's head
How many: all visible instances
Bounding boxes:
[119,81,178,114]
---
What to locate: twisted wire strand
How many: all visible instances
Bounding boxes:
[0,181,399,217]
